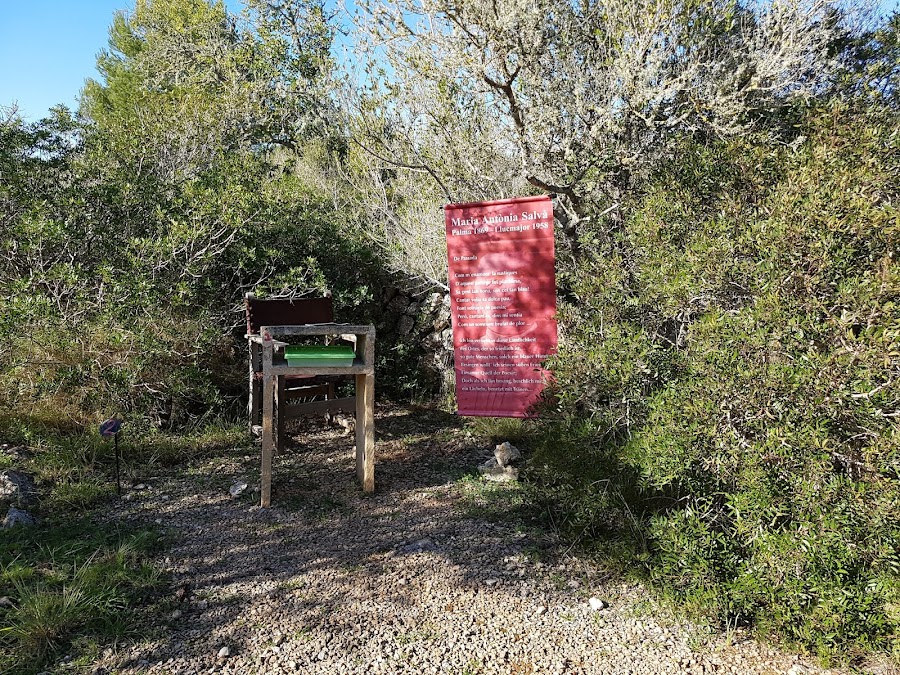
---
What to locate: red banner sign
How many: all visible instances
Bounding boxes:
[445,195,557,417]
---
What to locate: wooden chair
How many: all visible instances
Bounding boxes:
[245,293,355,452]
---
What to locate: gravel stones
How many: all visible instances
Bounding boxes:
[477,440,523,482]
[228,481,248,498]
[589,597,607,611]
[0,469,36,533]
[478,457,519,482]
[398,537,438,554]
[82,407,856,675]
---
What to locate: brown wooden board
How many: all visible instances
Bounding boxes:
[245,296,334,336]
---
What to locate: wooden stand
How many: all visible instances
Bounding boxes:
[253,324,375,507]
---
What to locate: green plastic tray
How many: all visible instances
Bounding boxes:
[284,344,356,367]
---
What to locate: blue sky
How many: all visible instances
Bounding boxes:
[0,1,131,120]
[1,0,898,122]
[0,0,242,121]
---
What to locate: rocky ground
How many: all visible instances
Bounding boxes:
[85,406,870,675]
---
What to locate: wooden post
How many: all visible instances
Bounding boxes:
[355,372,375,492]
[355,329,375,492]
[276,375,286,455]
[248,341,262,430]
[261,332,275,507]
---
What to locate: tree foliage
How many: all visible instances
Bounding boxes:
[348,0,848,274]
[341,0,900,660]
[529,99,899,660]
[0,0,380,429]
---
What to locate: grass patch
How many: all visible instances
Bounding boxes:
[129,425,250,469]
[0,519,166,674]
[468,417,532,447]
[47,477,115,511]
[455,473,531,522]
[423,457,470,482]
[0,416,250,482]
[0,416,245,673]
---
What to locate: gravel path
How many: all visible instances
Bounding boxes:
[90,406,860,675]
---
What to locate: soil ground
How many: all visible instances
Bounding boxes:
[87,405,869,675]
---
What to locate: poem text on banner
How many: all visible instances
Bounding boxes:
[445,195,558,417]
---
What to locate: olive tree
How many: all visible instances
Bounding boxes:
[346,0,852,282]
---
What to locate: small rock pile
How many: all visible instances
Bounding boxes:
[478,441,523,481]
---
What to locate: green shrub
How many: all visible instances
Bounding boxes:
[534,101,900,662]
[0,108,400,431]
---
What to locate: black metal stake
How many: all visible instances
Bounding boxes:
[100,418,123,495]
[114,432,121,495]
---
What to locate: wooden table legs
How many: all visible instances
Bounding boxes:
[254,324,375,508]
[261,371,275,508]
[260,371,375,508]
[355,372,375,493]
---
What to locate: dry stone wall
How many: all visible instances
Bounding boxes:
[373,287,455,398]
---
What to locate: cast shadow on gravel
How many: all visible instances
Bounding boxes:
[110,406,568,671]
